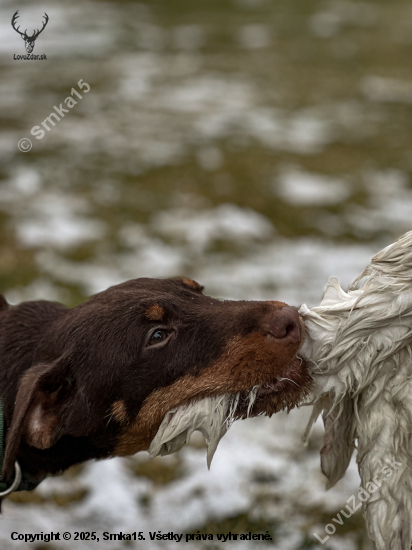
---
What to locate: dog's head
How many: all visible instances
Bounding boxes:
[3,277,310,482]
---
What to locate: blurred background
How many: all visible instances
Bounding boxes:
[1,0,412,548]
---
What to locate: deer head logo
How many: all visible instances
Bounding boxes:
[11,10,49,54]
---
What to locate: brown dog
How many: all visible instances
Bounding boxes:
[0,277,310,501]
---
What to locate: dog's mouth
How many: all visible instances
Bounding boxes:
[232,315,309,415]
[258,358,307,396]
[149,352,311,466]
[231,354,311,420]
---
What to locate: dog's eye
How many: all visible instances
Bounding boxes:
[147,329,171,347]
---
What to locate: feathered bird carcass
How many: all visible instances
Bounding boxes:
[299,230,412,550]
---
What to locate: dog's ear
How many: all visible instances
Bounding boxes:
[320,395,356,488]
[2,359,74,481]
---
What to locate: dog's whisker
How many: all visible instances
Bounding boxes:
[277,377,300,387]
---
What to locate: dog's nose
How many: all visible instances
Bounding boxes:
[268,306,302,344]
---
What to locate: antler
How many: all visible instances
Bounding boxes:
[11,11,49,40]
[32,13,49,40]
[11,11,26,38]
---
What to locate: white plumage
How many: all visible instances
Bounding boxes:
[149,389,259,468]
[300,230,412,550]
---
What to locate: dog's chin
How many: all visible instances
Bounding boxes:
[148,354,311,468]
[234,356,312,419]
[149,354,312,467]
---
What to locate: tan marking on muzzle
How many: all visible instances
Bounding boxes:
[113,330,303,456]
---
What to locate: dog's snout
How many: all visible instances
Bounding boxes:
[267,306,301,344]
